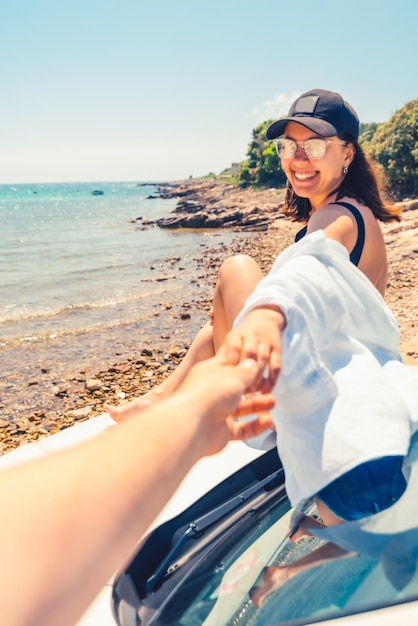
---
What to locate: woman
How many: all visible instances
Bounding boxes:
[106,88,401,421]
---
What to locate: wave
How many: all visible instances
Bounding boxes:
[0,288,202,351]
[1,314,147,346]
[0,287,162,326]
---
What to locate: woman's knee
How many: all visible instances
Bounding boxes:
[218,254,262,283]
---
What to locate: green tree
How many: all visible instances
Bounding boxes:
[368,99,418,197]
[358,122,380,151]
[238,160,252,184]
[238,120,287,188]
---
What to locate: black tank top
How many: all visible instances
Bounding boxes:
[294,201,365,266]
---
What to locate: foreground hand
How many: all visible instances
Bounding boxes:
[173,355,276,456]
[219,306,285,393]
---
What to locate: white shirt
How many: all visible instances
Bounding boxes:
[235,231,418,505]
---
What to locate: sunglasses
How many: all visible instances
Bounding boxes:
[274,137,347,160]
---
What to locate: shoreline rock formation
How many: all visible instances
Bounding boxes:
[135,178,287,231]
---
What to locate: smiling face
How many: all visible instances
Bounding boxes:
[280,122,355,211]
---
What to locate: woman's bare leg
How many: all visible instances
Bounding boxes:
[212,254,264,351]
[315,497,344,527]
[104,323,215,420]
[250,498,347,607]
[105,255,263,421]
[250,543,352,607]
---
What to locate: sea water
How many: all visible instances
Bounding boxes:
[0,181,245,385]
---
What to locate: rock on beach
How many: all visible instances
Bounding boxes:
[135,178,287,231]
[1,179,417,455]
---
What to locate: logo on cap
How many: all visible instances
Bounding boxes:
[293,96,319,115]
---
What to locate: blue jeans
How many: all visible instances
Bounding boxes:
[316,456,407,521]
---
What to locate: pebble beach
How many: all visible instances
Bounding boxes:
[1,178,417,455]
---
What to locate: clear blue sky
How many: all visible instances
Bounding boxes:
[1,0,416,184]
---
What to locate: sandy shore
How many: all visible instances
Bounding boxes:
[1,179,417,454]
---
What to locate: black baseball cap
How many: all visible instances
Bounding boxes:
[266,89,359,140]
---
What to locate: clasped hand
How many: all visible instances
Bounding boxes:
[220,306,285,394]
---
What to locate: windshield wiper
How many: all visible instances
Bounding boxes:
[145,467,284,593]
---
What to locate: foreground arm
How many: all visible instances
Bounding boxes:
[0,356,274,626]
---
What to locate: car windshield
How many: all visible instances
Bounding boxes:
[159,496,418,626]
[113,441,418,626]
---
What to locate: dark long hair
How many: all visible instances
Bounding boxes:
[283,135,402,223]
